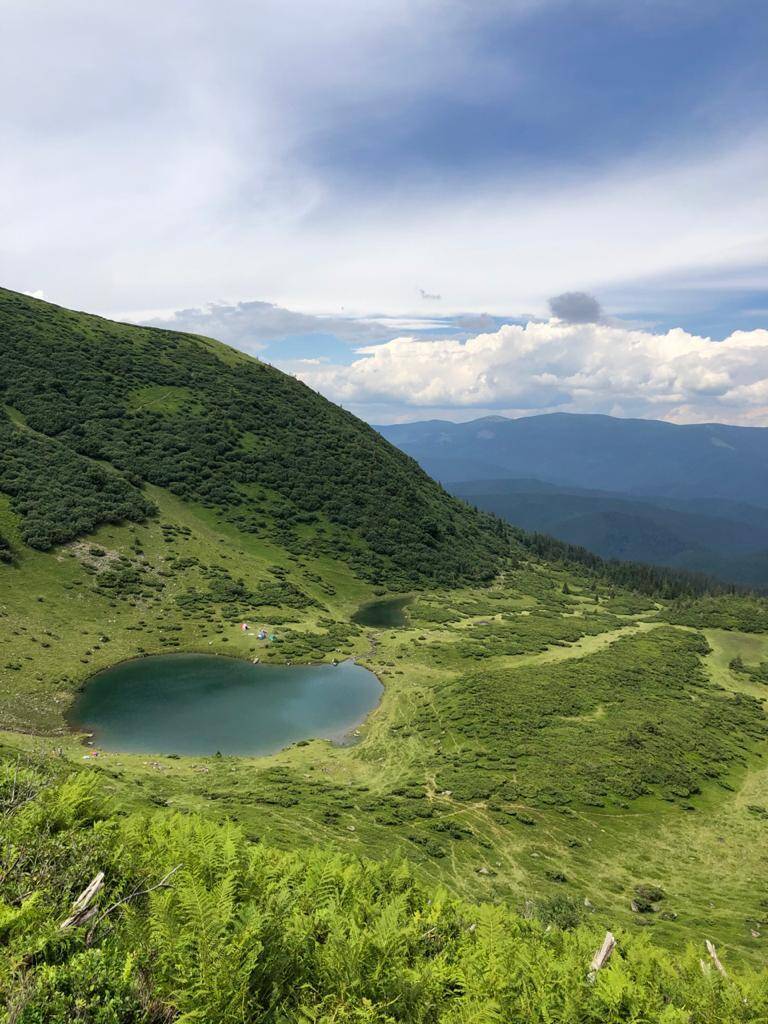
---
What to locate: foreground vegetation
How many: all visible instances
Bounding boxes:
[3,482,767,966]
[3,752,768,1023]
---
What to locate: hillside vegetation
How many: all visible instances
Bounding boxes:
[3,752,768,1024]
[2,289,768,1014]
[0,288,506,587]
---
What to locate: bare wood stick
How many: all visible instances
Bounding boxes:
[705,939,727,977]
[61,904,101,930]
[590,931,616,972]
[72,872,105,913]
[587,931,616,982]
[85,864,181,944]
[60,871,105,930]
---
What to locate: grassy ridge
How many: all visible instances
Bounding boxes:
[424,628,765,807]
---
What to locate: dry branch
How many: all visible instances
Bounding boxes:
[60,871,105,930]
[705,939,727,977]
[587,931,616,981]
[85,863,181,944]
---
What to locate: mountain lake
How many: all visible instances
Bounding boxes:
[67,654,383,756]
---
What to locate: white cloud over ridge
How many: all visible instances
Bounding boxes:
[295,321,768,425]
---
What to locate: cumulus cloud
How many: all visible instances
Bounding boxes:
[548,291,602,323]
[296,321,768,425]
[141,300,394,352]
[452,313,510,333]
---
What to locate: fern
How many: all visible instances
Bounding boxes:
[4,754,768,1022]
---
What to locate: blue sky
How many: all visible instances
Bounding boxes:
[303,2,768,190]
[2,0,767,423]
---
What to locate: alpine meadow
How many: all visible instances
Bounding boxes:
[2,288,768,1021]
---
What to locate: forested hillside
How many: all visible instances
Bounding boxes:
[453,480,768,590]
[0,288,508,587]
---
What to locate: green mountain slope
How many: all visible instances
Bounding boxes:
[2,287,768,986]
[0,287,506,586]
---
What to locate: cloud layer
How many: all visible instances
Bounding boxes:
[296,321,768,425]
[1,0,767,334]
[143,300,393,352]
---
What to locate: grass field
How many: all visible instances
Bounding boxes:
[2,485,768,965]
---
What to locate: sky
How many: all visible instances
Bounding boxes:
[2,0,767,425]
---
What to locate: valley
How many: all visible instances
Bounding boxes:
[379,415,768,589]
[3,483,768,962]
[2,288,768,1019]
[5,3,768,1015]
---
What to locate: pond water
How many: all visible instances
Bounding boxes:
[67,654,382,757]
[352,596,412,628]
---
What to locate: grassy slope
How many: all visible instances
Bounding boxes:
[2,487,768,961]
[1,289,768,966]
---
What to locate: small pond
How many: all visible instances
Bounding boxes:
[67,654,382,757]
[352,596,412,628]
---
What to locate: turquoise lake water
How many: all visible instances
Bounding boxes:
[67,654,382,756]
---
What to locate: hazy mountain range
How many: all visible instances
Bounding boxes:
[378,414,768,587]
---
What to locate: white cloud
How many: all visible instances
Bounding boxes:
[139,299,393,351]
[296,321,768,425]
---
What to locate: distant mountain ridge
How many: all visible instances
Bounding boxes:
[377,412,768,505]
[377,413,768,587]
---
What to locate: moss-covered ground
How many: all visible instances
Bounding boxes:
[2,487,767,964]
